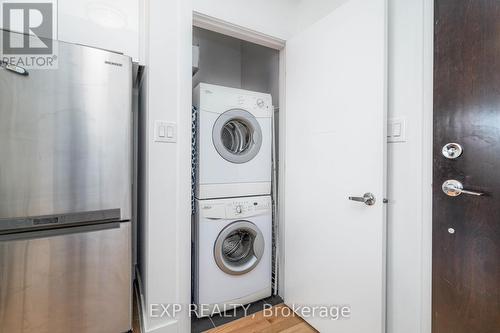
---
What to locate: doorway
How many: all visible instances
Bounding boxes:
[433,0,500,332]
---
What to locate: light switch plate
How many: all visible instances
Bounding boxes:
[387,117,406,143]
[155,121,177,143]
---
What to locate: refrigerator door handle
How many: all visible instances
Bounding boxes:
[0,60,29,76]
[0,222,121,241]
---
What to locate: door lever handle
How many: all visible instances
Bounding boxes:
[349,192,376,206]
[442,180,484,197]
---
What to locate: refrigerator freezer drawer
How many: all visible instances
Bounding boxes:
[0,221,132,333]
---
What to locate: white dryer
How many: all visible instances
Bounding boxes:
[194,196,272,316]
[193,83,272,199]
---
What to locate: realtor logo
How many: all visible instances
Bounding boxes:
[0,0,58,69]
[3,2,53,54]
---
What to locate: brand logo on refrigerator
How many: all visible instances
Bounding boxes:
[104,60,123,67]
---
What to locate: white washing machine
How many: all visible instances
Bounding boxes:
[194,196,272,316]
[193,83,272,199]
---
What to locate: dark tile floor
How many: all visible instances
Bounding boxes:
[191,295,283,333]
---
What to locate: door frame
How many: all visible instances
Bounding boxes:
[193,11,286,50]
[422,0,434,332]
[193,12,289,300]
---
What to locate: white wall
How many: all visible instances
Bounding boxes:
[387,1,432,333]
[293,0,349,35]
[192,0,349,40]
[58,0,140,60]
[138,0,192,332]
[193,27,280,104]
[193,0,296,40]
[192,27,242,88]
[0,0,141,61]
[241,42,280,106]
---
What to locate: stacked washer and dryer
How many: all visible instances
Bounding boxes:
[193,83,273,316]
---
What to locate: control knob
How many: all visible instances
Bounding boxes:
[256,98,265,108]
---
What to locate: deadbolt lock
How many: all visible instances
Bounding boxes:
[442,143,463,159]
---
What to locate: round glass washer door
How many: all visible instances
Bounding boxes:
[212,109,263,164]
[214,221,265,275]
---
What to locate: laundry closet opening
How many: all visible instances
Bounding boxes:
[191,26,282,325]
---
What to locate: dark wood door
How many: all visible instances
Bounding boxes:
[433,1,500,332]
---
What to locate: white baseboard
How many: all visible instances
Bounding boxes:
[135,269,182,333]
[144,322,179,333]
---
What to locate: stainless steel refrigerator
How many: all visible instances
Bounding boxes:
[0,31,133,333]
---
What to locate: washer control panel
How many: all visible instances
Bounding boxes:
[199,196,272,219]
[226,197,272,218]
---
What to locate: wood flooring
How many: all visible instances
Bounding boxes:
[205,304,318,333]
[133,297,317,333]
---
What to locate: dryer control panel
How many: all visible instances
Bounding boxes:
[194,83,273,118]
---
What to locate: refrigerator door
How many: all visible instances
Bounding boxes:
[0,33,133,222]
[0,221,132,333]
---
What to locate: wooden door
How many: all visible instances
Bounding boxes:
[433,1,500,332]
[283,0,387,332]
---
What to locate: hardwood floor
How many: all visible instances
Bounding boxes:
[205,304,318,333]
[132,297,316,333]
